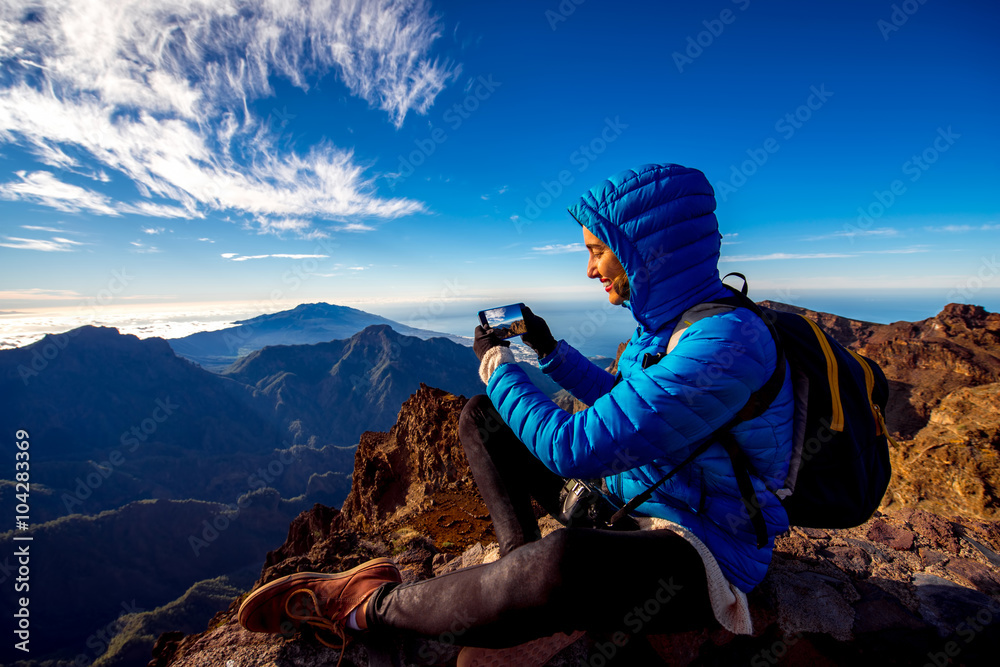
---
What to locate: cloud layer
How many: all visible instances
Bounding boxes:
[0,0,455,235]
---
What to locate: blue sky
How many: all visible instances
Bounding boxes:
[1,0,998,346]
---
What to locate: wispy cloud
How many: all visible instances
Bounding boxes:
[21,224,73,233]
[121,202,198,219]
[924,223,1000,233]
[859,246,930,255]
[220,253,329,262]
[0,171,119,216]
[0,171,203,219]
[803,228,899,241]
[0,288,82,300]
[0,0,455,231]
[334,222,375,233]
[129,240,160,254]
[720,252,856,262]
[141,227,167,235]
[0,235,87,252]
[532,243,585,255]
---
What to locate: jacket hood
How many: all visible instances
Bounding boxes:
[568,163,726,333]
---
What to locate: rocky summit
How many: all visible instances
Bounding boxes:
[147,304,1000,666]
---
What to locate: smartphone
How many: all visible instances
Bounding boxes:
[478,303,527,339]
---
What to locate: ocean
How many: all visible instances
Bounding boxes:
[3,289,996,359]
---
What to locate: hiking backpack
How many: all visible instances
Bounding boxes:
[610,273,894,545]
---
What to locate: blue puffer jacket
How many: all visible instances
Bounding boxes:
[486,163,794,592]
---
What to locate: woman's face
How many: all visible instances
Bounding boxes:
[583,227,628,305]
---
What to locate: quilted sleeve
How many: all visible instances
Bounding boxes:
[487,310,775,479]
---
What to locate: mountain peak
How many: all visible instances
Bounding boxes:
[234,302,368,325]
[26,324,175,358]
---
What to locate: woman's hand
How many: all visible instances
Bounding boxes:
[473,325,510,362]
[521,305,557,358]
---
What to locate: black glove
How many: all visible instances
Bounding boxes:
[473,325,510,362]
[520,305,557,358]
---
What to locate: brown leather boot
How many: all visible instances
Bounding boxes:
[238,557,401,648]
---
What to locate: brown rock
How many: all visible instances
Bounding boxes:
[761,302,1000,440]
[884,382,1000,520]
[946,557,1000,595]
[905,509,963,553]
[866,518,916,550]
[340,384,472,534]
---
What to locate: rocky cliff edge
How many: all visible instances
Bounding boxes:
[150,371,1000,666]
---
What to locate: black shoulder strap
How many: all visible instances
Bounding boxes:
[608,273,784,549]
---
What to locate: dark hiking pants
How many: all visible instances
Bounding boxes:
[366,394,716,648]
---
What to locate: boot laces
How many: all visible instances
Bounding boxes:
[285,588,352,667]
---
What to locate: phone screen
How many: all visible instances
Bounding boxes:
[478,303,527,339]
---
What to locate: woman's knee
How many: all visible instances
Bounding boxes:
[528,528,580,586]
[459,394,507,450]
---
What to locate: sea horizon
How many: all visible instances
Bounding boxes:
[3,288,997,358]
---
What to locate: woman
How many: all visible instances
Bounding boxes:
[238,163,794,664]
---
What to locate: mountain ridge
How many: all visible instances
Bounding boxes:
[168,302,468,370]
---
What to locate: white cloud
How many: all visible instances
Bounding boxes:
[31,142,78,169]
[141,226,166,235]
[803,228,899,241]
[0,171,199,219]
[335,222,375,233]
[924,223,1000,233]
[859,246,930,255]
[720,252,856,262]
[120,201,198,219]
[0,0,454,227]
[0,171,119,216]
[21,224,71,233]
[129,240,160,253]
[0,235,85,252]
[198,237,214,243]
[532,243,585,255]
[220,252,329,261]
[0,288,83,300]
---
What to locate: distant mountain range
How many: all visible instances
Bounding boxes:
[0,307,613,666]
[222,323,483,448]
[0,321,485,665]
[168,302,468,370]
